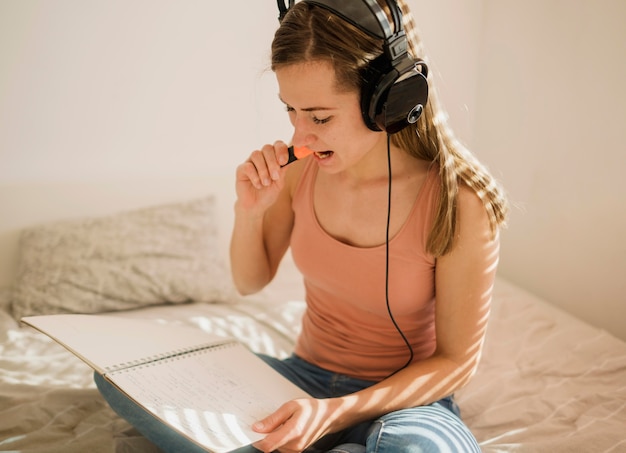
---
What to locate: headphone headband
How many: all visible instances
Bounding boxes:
[305,0,393,40]
[276,0,294,22]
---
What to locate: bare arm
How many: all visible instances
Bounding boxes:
[252,185,499,452]
[229,142,296,295]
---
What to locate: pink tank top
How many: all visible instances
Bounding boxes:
[290,158,440,381]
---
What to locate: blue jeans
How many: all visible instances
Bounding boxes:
[95,354,480,452]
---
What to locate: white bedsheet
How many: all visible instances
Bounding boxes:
[457,279,626,452]
[1,278,625,452]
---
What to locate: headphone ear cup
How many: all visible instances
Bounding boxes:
[360,55,391,132]
[361,56,429,134]
[380,65,428,133]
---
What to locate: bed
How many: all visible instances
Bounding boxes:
[1,182,625,453]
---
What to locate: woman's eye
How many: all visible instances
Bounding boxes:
[284,105,330,125]
[312,116,331,125]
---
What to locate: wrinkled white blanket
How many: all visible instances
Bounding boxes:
[1,278,625,452]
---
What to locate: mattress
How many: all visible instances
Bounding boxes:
[1,277,625,452]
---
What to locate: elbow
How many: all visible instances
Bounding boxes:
[434,348,484,393]
[231,277,261,297]
[440,356,481,397]
[230,270,272,297]
[456,350,485,391]
[234,283,261,297]
[455,360,480,391]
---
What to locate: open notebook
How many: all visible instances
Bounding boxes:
[22,314,309,453]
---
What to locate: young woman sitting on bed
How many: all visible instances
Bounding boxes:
[96,0,508,451]
[231,1,508,451]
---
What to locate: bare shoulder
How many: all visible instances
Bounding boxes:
[456,183,492,237]
[445,183,498,261]
[436,183,499,298]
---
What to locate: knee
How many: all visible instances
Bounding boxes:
[365,407,480,453]
[93,372,117,402]
[93,372,134,418]
[327,444,366,453]
[93,371,105,390]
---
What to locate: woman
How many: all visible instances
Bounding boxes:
[230,0,507,452]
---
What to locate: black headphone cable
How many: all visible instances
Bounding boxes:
[385,133,414,377]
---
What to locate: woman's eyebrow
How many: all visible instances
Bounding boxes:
[278,95,336,112]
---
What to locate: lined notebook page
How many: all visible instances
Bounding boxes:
[110,341,308,453]
[22,314,229,373]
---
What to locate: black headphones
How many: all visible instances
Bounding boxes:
[277,0,429,134]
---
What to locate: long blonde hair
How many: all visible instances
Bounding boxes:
[272,0,508,256]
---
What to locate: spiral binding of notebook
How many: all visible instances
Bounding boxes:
[105,339,238,374]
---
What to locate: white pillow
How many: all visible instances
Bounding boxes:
[11,196,237,320]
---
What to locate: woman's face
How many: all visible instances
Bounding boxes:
[275,60,386,173]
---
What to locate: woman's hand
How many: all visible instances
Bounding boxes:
[252,397,342,453]
[235,141,291,216]
[230,140,295,295]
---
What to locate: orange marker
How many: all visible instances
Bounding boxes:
[282,146,313,167]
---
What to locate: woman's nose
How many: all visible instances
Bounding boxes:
[291,115,316,148]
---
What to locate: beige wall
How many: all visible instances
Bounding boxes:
[408,0,484,146]
[1,1,624,339]
[474,0,626,340]
[0,0,483,185]
[0,0,289,185]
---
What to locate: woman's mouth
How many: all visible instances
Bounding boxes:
[315,150,334,159]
